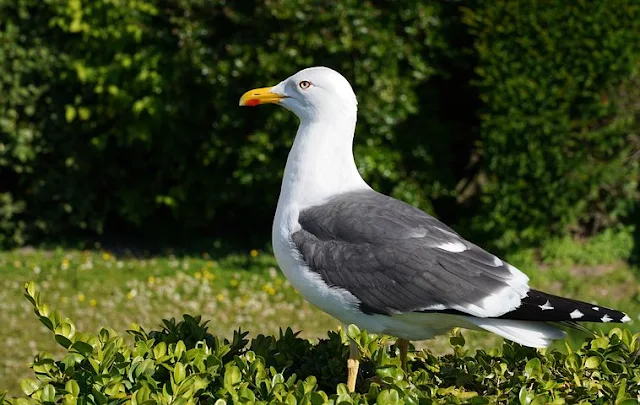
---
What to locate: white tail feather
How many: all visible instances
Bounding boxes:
[467,318,566,348]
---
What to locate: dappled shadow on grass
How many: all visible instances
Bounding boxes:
[24,230,282,279]
[32,231,253,261]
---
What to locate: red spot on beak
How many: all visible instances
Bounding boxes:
[245,99,261,107]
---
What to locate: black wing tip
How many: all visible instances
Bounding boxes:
[495,289,633,324]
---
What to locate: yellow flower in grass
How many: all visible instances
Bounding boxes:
[194,271,202,279]
[89,299,97,307]
[262,283,277,295]
[250,249,259,257]
[102,252,113,261]
[148,276,156,284]
[61,259,70,270]
[216,293,225,303]
[229,279,239,287]
[77,293,86,303]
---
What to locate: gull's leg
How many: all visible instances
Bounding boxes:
[397,338,410,372]
[347,338,360,393]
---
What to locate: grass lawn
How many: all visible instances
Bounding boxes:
[1,232,638,396]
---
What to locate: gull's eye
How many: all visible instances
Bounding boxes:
[299,80,311,90]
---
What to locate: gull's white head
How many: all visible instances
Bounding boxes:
[239,66,358,121]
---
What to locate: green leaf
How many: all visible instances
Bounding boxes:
[584,356,600,369]
[174,340,186,360]
[224,365,242,388]
[55,334,73,349]
[71,341,94,355]
[285,393,296,405]
[20,379,39,396]
[377,389,400,405]
[174,362,186,384]
[616,400,638,405]
[336,384,351,395]
[55,321,76,340]
[154,342,167,359]
[65,380,80,397]
[530,395,548,405]
[519,386,532,405]
[92,386,107,405]
[525,358,542,379]
[41,384,56,403]
[310,392,328,405]
[302,375,317,394]
[25,281,36,301]
[62,394,77,405]
[346,324,361,341]
[135,384,151,404]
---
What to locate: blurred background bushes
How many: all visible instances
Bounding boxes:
[1,0,639,253]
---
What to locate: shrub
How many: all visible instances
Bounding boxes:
[0,0,456,248]
[1,0,639,252]
[462,1,640,250]
[2,282,639,404]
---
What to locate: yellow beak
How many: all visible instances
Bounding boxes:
[239,86,285,107]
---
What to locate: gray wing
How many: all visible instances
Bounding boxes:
[291,189,529,318]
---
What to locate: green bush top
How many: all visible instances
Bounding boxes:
[2,282,638,404]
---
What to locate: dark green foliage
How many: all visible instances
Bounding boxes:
[0,0,452,248]
[1,0,639,250]
[3,282,639,404]
[463,1,640,249]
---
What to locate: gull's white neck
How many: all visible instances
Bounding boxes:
[274,111,370,233]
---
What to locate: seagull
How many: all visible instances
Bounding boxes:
[239,66,632,392]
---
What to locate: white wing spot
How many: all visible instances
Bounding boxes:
[492,256,503,267]
[407,228,427,238]
[592,306,600,311]
[569,309,584,319]
[420,303,447,311]
[601,314,612,323]
[621,314,631,323]
[436,241,467,253]
[538,300,554,311]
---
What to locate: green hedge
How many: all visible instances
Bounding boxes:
[1,0,639,250]
[463,1,640,249]
[2,282,639,404]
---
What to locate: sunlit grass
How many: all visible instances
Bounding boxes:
[0,243,638,396]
